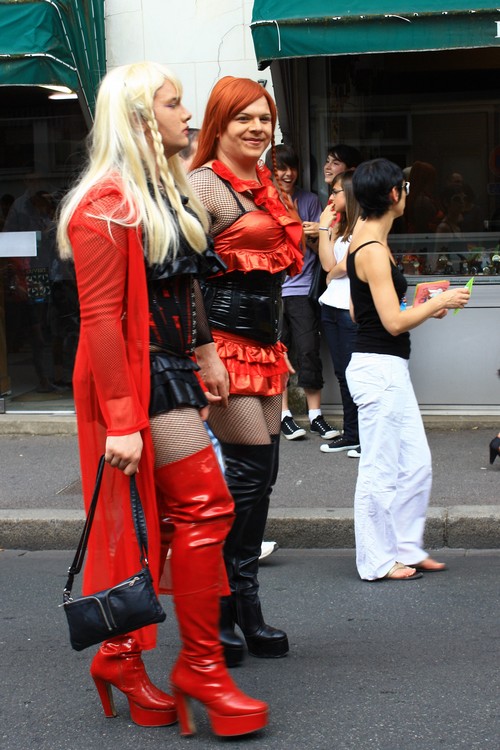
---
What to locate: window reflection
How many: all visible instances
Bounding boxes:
[307,49,500,277]
[0,87,86,409]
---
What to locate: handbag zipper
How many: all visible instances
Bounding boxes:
[105,575,143,628]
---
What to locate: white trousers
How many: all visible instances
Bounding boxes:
[346,353,432,580]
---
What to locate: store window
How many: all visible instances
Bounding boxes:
[306,48,500,278]
[0,86,87,412]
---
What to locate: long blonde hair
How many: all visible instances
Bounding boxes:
[57,61,209,263]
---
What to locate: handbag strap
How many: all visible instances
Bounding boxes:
[63,456,149,598]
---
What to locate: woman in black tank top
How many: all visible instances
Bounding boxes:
[345,159,470,582]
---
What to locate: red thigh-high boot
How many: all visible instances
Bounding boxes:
[90,636,177,726]
[157,487,175,595]
[154,446,268,738]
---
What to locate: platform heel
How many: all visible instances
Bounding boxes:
[90,636,177,726]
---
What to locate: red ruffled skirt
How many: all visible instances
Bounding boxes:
[213,331,288,396]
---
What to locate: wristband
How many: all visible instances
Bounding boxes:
[318,227,330,231]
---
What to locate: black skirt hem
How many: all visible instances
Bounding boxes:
[149,351,207,417]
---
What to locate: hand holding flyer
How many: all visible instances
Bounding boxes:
[453,276,474,314]
[413,280,450,306]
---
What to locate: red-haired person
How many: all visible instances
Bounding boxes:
[189,77,303,667]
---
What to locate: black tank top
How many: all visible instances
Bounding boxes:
[346,240,411,360]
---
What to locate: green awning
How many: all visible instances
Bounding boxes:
[0,0,106,124]
[251,1,500,69]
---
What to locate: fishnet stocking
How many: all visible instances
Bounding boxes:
[188,167,258,236]
[150,407,211,468]
[207,394,281,445]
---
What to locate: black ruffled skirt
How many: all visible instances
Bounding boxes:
[149,351,208,417]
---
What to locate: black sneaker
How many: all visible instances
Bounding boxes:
[347,446,361,458]
[281,416,306,440]
[310,416,340,440]
[320,435,360,453]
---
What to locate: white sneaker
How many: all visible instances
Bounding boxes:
[259,541,279,560]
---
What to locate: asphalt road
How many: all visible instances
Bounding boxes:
[1,547,499,750]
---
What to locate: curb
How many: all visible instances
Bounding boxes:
[1,413,500,436]
[1,506,499,551]
[0,414,77,435]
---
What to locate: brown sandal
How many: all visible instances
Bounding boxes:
[409,557,447,572]
[370,562,423,582]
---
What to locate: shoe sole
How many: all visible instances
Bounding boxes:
[368,570,423,582]
[282,430,306,440]
[310,429,341,440]
[320,444,360,453]
[246,637,289,658]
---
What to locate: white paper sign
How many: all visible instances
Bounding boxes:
[0,231,38,258]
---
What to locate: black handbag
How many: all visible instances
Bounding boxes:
[308,258,327,301]
[62,455,166,651]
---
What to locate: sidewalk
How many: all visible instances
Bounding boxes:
[0,414,499,549]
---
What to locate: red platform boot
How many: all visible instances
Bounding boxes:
[90,636,177,726]
[154,447,269,738]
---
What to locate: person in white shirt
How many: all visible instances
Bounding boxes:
[318,171,361,455]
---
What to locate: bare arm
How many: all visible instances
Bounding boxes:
[349,296,356,324]
[326,245,348,283]
[195,342,230,408]
[193,278,229,408]
[357,244,470,335]
[318,202,339,272]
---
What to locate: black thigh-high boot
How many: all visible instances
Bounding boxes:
[221,439,289,659]
[220,595,246,668]
[217,443,273,666]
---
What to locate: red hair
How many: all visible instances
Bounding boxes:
[191,77,277,169]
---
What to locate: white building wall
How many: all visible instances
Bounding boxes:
[104,0,275,128]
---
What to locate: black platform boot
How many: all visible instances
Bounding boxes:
[221,438,289,660]
[220,595,245,667]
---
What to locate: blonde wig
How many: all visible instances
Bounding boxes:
[57,61,209,262]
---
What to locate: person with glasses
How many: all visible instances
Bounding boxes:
[317,170,362,456]
[345,158,470,581]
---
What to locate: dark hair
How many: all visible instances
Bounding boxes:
[265,143,299,172]
[440,185,465,211]
[352,158,404,219]
[327,144,361,169]
[460,182,475,202]
[179,127,199,161]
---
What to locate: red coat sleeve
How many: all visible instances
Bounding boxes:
[69,193,149,435]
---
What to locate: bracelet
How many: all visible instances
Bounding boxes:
[318,227,330,231]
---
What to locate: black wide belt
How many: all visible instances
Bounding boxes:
[203,271,284,345]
